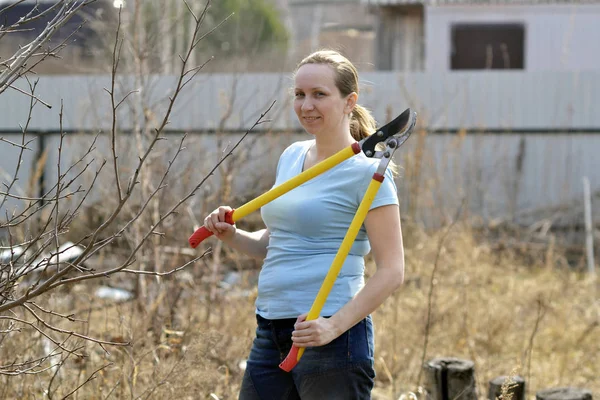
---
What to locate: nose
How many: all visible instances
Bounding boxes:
[301,98,314,112]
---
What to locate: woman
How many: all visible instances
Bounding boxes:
[203,50,405,400]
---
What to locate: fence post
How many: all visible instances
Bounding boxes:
[536,387,593,400]
[422,357,477,400]
[488,375,526,400]
[583,177,596,278]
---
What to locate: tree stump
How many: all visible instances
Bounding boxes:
[488,375,526,400]
[423,357,477,400]
[536,387,593,400]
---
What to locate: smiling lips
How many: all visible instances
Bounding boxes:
[303,116,321,122]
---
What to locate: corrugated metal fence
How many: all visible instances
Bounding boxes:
[1,72,599,227]
[2,71,599,132]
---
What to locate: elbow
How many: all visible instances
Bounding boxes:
[395,270,405,289]
[252,251,268,262]
[397,271,405,287]
[396,259,405,287]
[390,264,404,290]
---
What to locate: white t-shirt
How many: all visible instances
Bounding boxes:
[256,140,399,319]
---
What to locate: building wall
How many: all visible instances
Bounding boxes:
[425,4,600,71]
[375,5,424,70]
[287,0,376,70]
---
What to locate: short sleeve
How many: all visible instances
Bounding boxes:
[359,164,400,210]
[368,167,399,210]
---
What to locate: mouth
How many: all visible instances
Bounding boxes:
[303,116,321,122]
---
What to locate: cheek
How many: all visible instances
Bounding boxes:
[294,99,302,114]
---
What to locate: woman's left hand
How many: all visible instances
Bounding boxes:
[291,313,341,347]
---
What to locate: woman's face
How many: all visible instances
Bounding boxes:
[293,64,354,137]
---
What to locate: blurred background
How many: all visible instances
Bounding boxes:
[2,0,599,228]
[0,1,598,398]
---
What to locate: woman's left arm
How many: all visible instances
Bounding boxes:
[291,204,405,347]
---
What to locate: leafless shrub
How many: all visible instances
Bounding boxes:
[0,2,274,396]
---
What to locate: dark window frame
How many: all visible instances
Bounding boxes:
[450,23,526,70]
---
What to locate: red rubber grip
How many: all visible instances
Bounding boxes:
[279,345,300,372]
[188,210,235,248]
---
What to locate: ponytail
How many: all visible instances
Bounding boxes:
[350,104,377,142]
[351,104,399,176]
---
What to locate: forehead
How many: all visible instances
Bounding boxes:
[294,64,337,89]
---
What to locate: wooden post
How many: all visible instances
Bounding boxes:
[536,387,593,400]
[488,375,526,400]
[583,177,595,278]
[423,357,477,400]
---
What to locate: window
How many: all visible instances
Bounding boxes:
[451,24,525,70]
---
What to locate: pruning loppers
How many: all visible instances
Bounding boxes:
[188,107,418,372]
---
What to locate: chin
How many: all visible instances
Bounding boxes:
[301,125,319,136]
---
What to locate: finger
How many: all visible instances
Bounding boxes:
[296,313,308,323]
[291,336,314,346]
[204,217,216,233]
[216,222,233,234]
[219,206,234,221]
[218,207,227,222]
[291,328,312,338]
[294,320,313,330]
[294,313,309,329]
[210,213,221,230]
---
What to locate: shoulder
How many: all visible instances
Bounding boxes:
[346,155,397,196]
[350,153,393,177]
[280,139,313,160]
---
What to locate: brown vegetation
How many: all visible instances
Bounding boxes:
[2,218,597,399]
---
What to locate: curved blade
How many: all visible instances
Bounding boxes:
[361,108,412,155]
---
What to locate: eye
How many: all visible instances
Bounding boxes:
[315,91,326,97]
[294,92,305,98]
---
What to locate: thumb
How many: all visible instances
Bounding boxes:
[216,221,235,230]
[296,313,308,323]
[214,222,236,237]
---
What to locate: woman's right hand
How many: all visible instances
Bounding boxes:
[203,206,236,241]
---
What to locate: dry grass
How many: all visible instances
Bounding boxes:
[1,222,598,399]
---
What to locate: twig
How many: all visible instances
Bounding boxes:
[524,297,546,397]
[22,303,130,347]
[0,77,38,211]
[417,199,465,387]
[122,249,210,276]
[7,83,52,108]
[59,363,112,399]
[0,315,82,356]
[107,5,124,201]
[0,1,93,96]
[28,301,84,322]
[0,136,34,150]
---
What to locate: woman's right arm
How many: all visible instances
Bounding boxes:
[203,206,270,260]
[222,228,270,260]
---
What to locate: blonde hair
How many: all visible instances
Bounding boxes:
[296,50,376,142]
[296,50,398,175]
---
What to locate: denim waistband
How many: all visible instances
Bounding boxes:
[256,314,335,329]
[256,313,297,329]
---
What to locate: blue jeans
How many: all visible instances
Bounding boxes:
[239,314,376,400]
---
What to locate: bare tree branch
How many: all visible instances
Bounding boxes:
[0,0,94,96]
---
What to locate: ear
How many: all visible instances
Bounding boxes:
[345,92,358,115]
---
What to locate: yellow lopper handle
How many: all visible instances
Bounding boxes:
[279,173,384,372]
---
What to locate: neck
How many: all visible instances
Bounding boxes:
[312,121,355,159]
